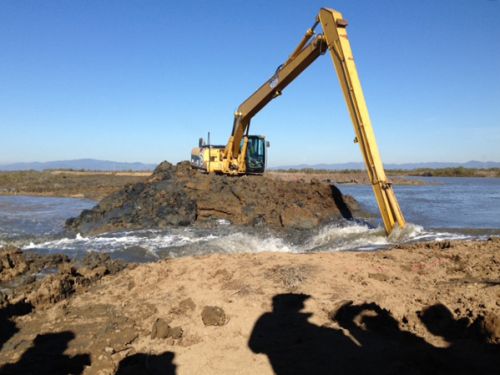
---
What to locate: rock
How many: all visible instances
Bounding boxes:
[66,160,362,234]
[0,245,29,282]
[79,266,107,280]
[151,318,183,339]
[106,326,138,351]
[201,306,227,326]
[29,274,76,307]
[25,257,125,308]
[59,263,77,275]
[82,252,126,275]
[169,326,184,339]
[151,318,170,339]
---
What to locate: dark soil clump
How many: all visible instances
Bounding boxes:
[202,306,227,326]
[0,245,127,311]
[66,161,362,234]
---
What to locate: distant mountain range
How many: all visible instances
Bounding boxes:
[0,159,157,171]
[271,161,500,170]
[1,159,499,172]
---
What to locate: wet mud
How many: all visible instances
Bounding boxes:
[66,161,362,234]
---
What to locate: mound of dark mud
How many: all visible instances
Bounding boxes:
[0,245,127,311]
[66,161,362,234]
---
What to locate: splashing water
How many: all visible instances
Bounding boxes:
[22,221,479,262]
[0,188,497,263]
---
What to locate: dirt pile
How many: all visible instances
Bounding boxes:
[0,246,126,311]
[66,161,362,234]
[0,245,70,284]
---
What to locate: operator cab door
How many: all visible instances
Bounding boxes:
[245,135,266,174]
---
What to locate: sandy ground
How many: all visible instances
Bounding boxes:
[1,239,499,374]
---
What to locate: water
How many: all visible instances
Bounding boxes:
[1,177,499,262]
[340,177,500,232]
[0,195,95,243]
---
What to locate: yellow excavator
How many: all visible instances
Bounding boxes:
[191,8,405,235]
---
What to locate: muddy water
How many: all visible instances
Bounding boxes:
[1,177,499,262]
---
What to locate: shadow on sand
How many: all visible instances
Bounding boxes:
[115,351,176,375]
[0,300,33,351]
[249,293,499,375]
[0,331,90,375]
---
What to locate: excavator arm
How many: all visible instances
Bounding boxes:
[196,8,406,235]
[318,8,405,235]
[226,27,327,162]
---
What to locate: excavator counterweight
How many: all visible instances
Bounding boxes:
[191,8,406,235]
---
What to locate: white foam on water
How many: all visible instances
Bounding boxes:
[24,230,219,255]
[209,232,295,254]
[303,223,388,252]
[21,221,483,260]
[299,222,477,252]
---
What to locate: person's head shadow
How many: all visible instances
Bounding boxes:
[418,303,499,345]
[249,293,355,374]
[0,330,90,374]
[115,351,176,375]
[271,293,311,314]
[418,303,470,341]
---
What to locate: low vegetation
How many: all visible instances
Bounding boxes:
[401,167,500,178]
[0,170,149,200]
[272,167,500,178]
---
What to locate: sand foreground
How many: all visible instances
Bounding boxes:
[1,239,499,374]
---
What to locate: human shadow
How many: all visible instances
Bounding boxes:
[249,293,354,374]
[249,294,500,375]
[0,331,90,375]
[418,303,500,373]
[115,351,176,375]
[0,300,33,351]
[330,185,353,220]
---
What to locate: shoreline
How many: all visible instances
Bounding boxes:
[0,169,426,204]
[1,169,498,202]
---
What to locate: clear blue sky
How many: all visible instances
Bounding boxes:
[1,0,499,166]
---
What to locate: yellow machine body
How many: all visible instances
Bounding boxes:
[191,8,406,235]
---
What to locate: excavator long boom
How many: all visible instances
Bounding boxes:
[226,29,327,160]
[202,8,405,235]
[318,9,405,235]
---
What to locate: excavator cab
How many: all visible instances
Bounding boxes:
[243,135,267,174]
